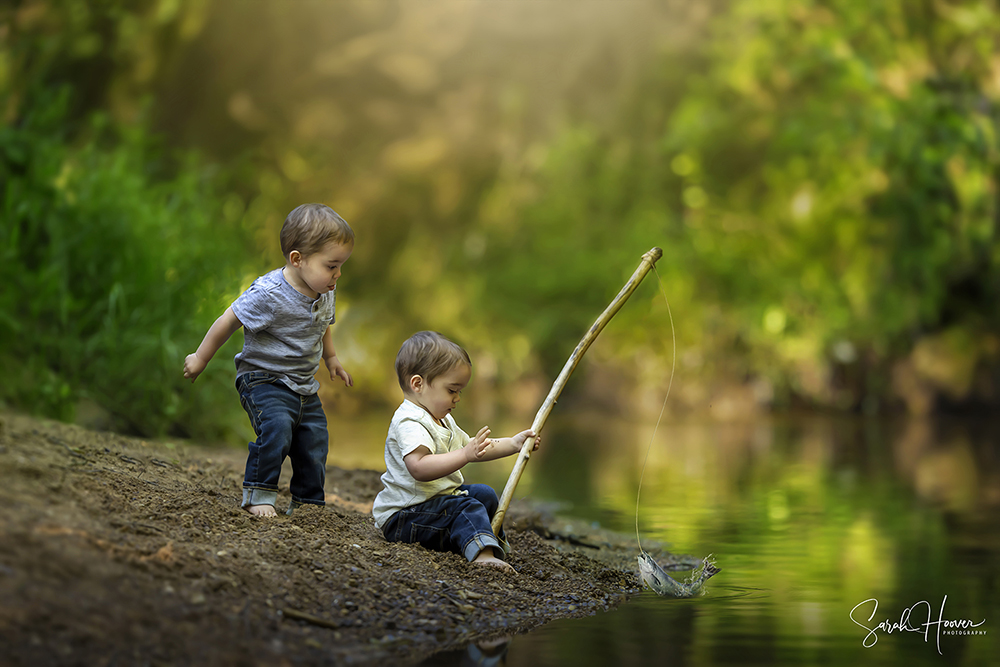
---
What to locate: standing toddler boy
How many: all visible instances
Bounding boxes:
[373,331,539,571]
[183,203,354,517]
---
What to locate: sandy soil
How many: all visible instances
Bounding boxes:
[0,412,691,666]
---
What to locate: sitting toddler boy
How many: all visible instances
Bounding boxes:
[372,331,539,571]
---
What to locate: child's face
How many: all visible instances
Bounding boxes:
[289,240,353,298]
[410,362,472,423]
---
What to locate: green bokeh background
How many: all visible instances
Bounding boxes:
[3,0,1000,440]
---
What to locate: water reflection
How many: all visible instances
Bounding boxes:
[421,635,511,666]
[443,413,1000,666]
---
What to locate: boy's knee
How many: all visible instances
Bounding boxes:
[467,484,499,512]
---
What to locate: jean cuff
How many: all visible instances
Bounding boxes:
[463,532,504,562]
[242,487,278,509]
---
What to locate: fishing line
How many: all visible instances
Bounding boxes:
[634,265,676,553]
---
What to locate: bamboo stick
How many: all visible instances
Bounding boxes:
[491,247,663,534]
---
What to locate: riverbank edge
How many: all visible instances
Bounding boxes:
[0,411,681,665]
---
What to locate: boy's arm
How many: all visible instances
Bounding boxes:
[403,425,495,482]
[183,307,243,383]
[476,429,540,462]
[403,427,539,481]
[321,326,353,387]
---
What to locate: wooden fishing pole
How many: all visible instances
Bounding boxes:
[491,247,663,535]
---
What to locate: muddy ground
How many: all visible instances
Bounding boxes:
[0,412,693,666]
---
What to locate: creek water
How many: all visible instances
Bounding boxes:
[404,411,999,666]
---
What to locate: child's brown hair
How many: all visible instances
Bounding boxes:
[395,331,471,391]
[280,203,354,258]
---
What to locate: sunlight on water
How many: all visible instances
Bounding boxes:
[452,413,1000,667]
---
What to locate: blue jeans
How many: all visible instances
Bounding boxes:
[381,484,510,562]
[237,371,328,512]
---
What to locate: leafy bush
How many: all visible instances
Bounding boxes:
[0,90,250,438]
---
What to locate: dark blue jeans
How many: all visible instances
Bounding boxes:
[381,484,509,562]
[237,371,328,512]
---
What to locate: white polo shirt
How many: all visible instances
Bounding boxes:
[372,399,470,528]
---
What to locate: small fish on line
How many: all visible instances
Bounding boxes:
[637,550,720,598]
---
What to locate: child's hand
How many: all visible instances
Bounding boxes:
[325,356,354,387]
[464,425,493,462]
[183,353,206,383]
[512,429,540,452]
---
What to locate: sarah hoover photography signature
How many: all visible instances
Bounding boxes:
[850,595,986,655]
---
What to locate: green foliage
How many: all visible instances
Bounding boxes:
[5,0,1000,430]
[472,127,681,375]
[660,0,1000,406]
[467,0,1000,410]
[0,89,249,437]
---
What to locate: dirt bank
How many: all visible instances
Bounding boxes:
[0,412,690,666]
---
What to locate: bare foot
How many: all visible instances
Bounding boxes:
[246,504,277,517]
[473,548,515,573]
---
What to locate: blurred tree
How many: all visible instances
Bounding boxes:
[2,0,208,125]
[473,0,1000,414]
[144,0,694,411]
[667,0,1000,411]
[1,1,249,437]
[6,0,999,435]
